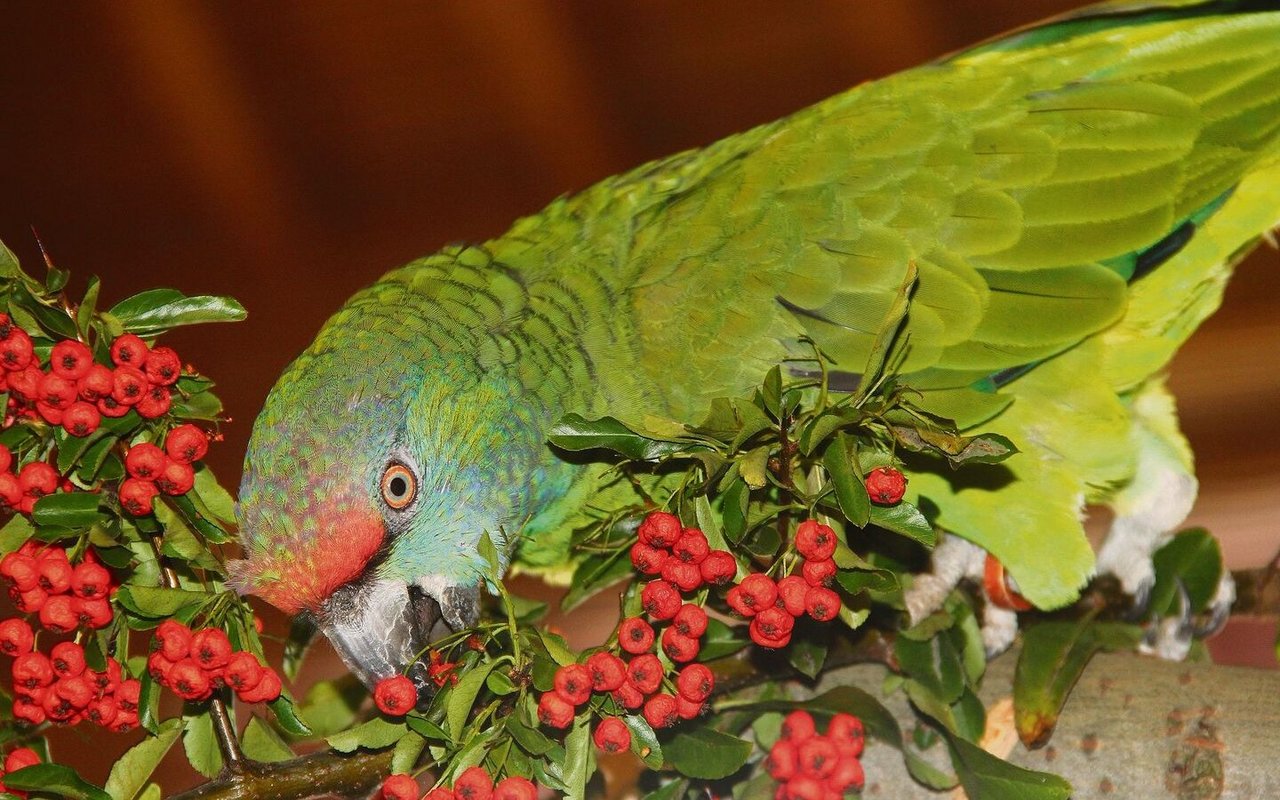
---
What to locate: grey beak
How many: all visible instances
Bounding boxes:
[319,576,481,705]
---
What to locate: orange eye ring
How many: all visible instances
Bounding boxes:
[380,463,417,510]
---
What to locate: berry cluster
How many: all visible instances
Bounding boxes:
[864,466,906,506]
[372,652,460,717]
[381,766,540,800]
[765,710,865,799]
[0,748,42,798]
[5,637,138,731]
[117,424,208,516]
[725,520,843,649]
[148,620,280,704]
[0,448,77,516]
[1,543,115,630]
[0,323,183,436]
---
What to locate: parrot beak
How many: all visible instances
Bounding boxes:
[318,575,481,705]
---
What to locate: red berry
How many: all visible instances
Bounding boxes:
[223,651,264,693]
[13,697,47,725]
[87,696,119,727]
[147,651,174,683]
[374,674,416,716]
[11,586,47,614]
[826,713,865,758]
[155,459,194,496]
[804,587,841,622]
[493,777,537,800]
[165,424,209,464]
[19,462,58,498]
[156,620,193,660]
[37,400,65,425]
[6,365,42,399]
[110,334,149,367]
[865,466,906,505]
[629,542,668,575]
[453,766,493,800]
[96,395,129,418]
[585,651,626,692]
[39,594,79,633]
[169,659,212,701]
[50,641,86,678]
[424,788,456,800]
[640,579,682,620]
[672,529,710,564]
[0,474,22,509]
[77,363,115,402]
[36,550,73,594]
[780,710,816,743]
[827,754,865,792]
[119,477,160,515]
[12,652,54,690]
[660,559,704,593]
[642,692,679,729]
[38,372,77,410]
[381,774,419,800]
[672,603,708,638]
[41,687,78,723]
[0,327,34,371]
[109,708,139,733]
[143,346,182,386]
[749,607,795,649]
[90,659,124,695]
[111,366,148,406]
[660,628,699,663]
[783,775,825,800]
[50,340,93,380]
[55,674,95,709]
[136,384,172,419]
[5,747,40,773]
[675,663,714,704]
[191,628,232,670]
[637,511,681,548]
[537,690,575,728]
[797,737,838,778]
[116,679,141,711]
[553,663,593,706]
[700,550,738,585]
[626,654,663,694]
[777,575,809,617]
[0,618,34,656]
[611,680,644,710]
[73,597,113,629]
[739,573,778,610]
[238,668,281,703]
[0,444,10,472]
[62,401,101,437]
[795,520,838,561]
[71,561,111,599]
[801,559,837,587]
[618,617,655,654]
[593,717,631,753]
[766,740,798,780]
[0,553,40,591]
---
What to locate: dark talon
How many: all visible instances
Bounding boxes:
[1193,597,1232,639]
[1124,576,1154,623]
[1171,579,1195,647]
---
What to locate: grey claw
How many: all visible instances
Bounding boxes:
[1193,597,1232,639]
[1124,576,1155,623]
[1172,579,1195,644]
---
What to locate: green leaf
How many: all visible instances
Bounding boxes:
[787,621,830,680]
[561,549,631,612]
[55,427,111,475]
[738,446,769,490]
[822,433,870,527]
[666,726,752,779]
[562,715,596,800]
[4,764,111,800]
[641,779,689,800]
[109,289,247,333]
[104,719,182,800]
[77,277,101,339]
[191,466,236,523]
[761,366,782,419]
[326,717,407,753]
[406,714,451,743]
[447,659,499,740]
[0,514,34,556]
[1150,528,1223,615]
[390,730,427,773]
[242,716,295,763]
[622,714,663,769]
[892,426,1019,467]
[537,630,577,667]
[869,501,936,547]
[506,714,555,756]
[138,673,162,735]
[720,479,749,543]
[698,618,748,661]
[282,615,319,682]
[115,586,207,619]
[948,734,1071,800]
[182,711,223,779]
[548,414,683,461]
[693,494,730,554]
[269,694,313,737]
[895,630,965,704]
[32,492,102,529]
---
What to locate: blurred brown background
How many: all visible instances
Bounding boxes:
[1,1,1277,793]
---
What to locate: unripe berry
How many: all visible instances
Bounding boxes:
[780,710,816,743]
[62,401,101,437]
[537,690,575,728]
[766,740,799,780]
[672,529,710,564]
[50,641,86,678]
[169,659,213,701]
[374,675,416,716]
[640,579,682,620]
[637,511,681,548]
[865,465,907,505]
[611,680,645,710]
[675,663,714,704]
[111,366,148,406]
[77,363,115,402]
[155,459,194,495]
[0,618,34,656]
[453,766,494,800]
[642,692,679,729]
[380,774,419,800]
[618,617,655,654]
[660,628,699,663]
[238,667,282,703]
[73,597,113,629]
[39,594,79,633]
[119,477,160,516]
[804,587,841,622]
[801,558,837,587]
[143,346,182,386]
[777,575,810,617]
[672,603,708,638]
[585,651,626,692]
[626,653,663,694]
[50,340,93,380]
[553,663,593,706]
[71,561,111,599]
[110,334,149,368]
[629,542,668,575]
[593,717,632,753]
[136,384,172,419]
[749,607,795,649]
[223,651,264,694]
[660,559,703,593]
[699,550,738,585]
[191,628,232,670]
[493,777,538,800]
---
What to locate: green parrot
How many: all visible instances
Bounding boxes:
[228,1,1280,689]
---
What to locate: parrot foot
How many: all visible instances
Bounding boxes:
[1135,572,1235,661]
[905,535,1023,657]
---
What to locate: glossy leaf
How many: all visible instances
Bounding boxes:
[109,289,247,333]
[5,764,111,800]
[948,734,1071,800]
[562,549,631,612]
[31,492,102,529]
[869,501,936,547]
[548,414,683,461]
[104,719,182,800]
[447,659,499,739]
[822,433,870,527]
[183,711,223,779]
[1150,528,1222,615]
[666,726,752,779]
[115,586,207,619]
[623,714,664,769]
[326,717,407,753]
[242,716,296,763]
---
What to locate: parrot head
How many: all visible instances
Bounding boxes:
[228,296,531,698]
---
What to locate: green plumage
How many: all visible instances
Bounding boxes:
[234,1,1280,615]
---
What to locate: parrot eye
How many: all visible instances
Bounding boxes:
[380,463,417,510]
